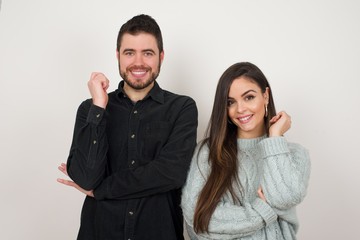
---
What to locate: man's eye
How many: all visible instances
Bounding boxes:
[125,52,134,56]
[144,52,154,56]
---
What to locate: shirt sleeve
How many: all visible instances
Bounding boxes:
[66,100,108,190]
[258,137,311,211]
[93,98,198,200]
[181,145,278,239]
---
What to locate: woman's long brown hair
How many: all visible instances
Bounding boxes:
[193,62,276,233]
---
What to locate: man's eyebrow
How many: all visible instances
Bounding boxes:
[122,48,135,52]
[142,49,156,54]
[122,48,156,54]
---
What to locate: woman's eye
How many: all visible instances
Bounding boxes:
[227,100,234,106]
[245,95,255,101]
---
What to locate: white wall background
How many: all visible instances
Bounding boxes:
[0,0,359,239]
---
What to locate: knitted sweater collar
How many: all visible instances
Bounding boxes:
[237,135,267,151]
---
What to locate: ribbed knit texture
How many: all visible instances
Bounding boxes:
[181,136,311,240]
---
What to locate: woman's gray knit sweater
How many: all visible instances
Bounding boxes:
[181,136,311,240]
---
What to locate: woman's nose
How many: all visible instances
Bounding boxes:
[236,101,246,113]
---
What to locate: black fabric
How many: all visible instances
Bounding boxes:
[67,81,198,240]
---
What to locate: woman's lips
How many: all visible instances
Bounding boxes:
[238,114,252,124]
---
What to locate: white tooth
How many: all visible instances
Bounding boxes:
[132,71,146,75]
[240,116,251,121]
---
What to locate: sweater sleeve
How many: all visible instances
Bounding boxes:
[181,145,278,239]
[259,137,311,211]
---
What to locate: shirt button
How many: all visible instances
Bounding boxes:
[131,160,135,165]
[133,110,138,114]
[96,114,100,118]
[93,140,97,144]
[131,134,135,139]
[129,211,134,215]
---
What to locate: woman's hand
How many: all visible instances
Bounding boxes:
[257,187,267,202]
[269,111,291,137]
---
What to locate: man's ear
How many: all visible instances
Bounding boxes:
[160,51,164,64]
[116,50,120,61]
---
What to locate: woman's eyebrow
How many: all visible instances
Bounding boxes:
[241,89,257,97]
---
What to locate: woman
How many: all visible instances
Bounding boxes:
[181,62,310,240]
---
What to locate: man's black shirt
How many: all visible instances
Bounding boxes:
[67,81,198,240]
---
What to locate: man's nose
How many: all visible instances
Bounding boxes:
[133,53,144,65]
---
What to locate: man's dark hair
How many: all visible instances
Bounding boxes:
[116,14,163,53]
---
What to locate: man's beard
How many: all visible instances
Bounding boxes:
[119,64,161,90]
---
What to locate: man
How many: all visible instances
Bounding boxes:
[57,14,198,240]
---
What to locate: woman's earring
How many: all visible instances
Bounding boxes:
[265,105,268,117]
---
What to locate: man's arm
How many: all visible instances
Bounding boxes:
[57,163,94,197]
[66,101,108,190]
[93,98,198,200]
[66,73,110,190]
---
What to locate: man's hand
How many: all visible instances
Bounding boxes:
[57,163,94,197]
[88,72,109,109]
